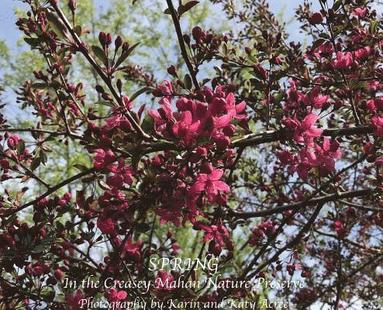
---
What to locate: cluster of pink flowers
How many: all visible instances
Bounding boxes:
[278,138,342,180]
[249,220,277,246]
[149,83,247,148]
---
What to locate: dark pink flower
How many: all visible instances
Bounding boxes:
[293,113,322,145]
[153,81,173,97]
[194,222,232,255]
[106,161,134,188]
[303,87,328,109]
[333,51,354,69]
[107,288,127,302]
[371,116,383,136]
[172,110,200,145]
[97,216,116,235]
[189,168,230,203]
[333,220,345,236]
[7,134,21,149]
[309,12,323,24]
[366,98,383,112]
[66,290,84,310]
[123,239,142,262]
[352,7,368,18]
[354,46,372,60]
[93,149,116,170]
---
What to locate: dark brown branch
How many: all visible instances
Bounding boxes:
[232,125,373,148]
[1,167,96,218]
[0,150,50,189]
[166,0,199,89]
[230,189,372,219]
[50,4,150,140]
[247,203,324,279]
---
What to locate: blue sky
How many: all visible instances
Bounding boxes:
[0,0,313,52]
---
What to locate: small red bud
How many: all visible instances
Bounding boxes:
[309,12,323,24]
[115,36,123,50]
[99,32,107,47]
[106,33,112,46]
[54,268,65,281]
[167,65,177,76]
[95,85,104,93]
[68,0,77,12]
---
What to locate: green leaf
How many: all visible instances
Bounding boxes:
[32,82,48,89]
[136,223,150,233]
[332,0,342,11]
[184,74,192,90]
[178,1,199,17]
[73,164,89,171]
[114,43,139,68]
[24,37,42,47]
[141,114,154,132]
[91,45,108,66]
[16,140,25,154]
[30,157,41,171]
[46,11,67,39]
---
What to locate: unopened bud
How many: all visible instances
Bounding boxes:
[115,36,123,50]
[95,85,104,93]
[116,79,122,92]
[121,42,129,51]
[106,33,112,46]
[167,65,177,76]
[68,0,76,12]
[99,32,107,47]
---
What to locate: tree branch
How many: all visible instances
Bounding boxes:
[166,0,199,89]
[230,189,372,219]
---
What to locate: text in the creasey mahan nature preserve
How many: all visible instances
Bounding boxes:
[63,257,304,309]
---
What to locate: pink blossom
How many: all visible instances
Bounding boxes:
[93,149,116,170]
[303,87,329,109]
[309,12,323,24]
[153,80,173,97]
[315,139,342,175]
[155,270,175,292]
[97,216,116,235]
[354,46,372,60]
[189,168,230,203]
[333,51,354,69]
[333,220,345,236]
[7,134,21,149]
[312,42,333,59]
[66,290,84,310]
[123,239,142,262]
[366,98,383,112]
[107,288,127,302]
[352,7,368,18]
[292,113,323,145]
[172,111,200,145]
[371,116,383,136]
[106,160,134,188]
[194,221,232,255]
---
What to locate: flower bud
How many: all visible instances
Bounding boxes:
[115,36,123,50]
[192,26,204,43]
[95,85,104,93]
[167,65,177,76]
[68,0,77,12]
[116,79,122,92]
[99,32,107,47]
[106,33,112,46]
[309,12,323,24]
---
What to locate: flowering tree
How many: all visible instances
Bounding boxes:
[1,0,383,309]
